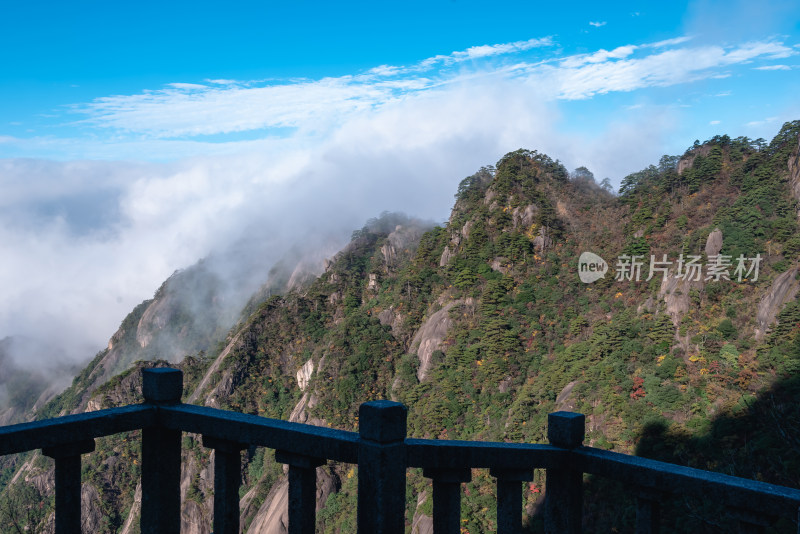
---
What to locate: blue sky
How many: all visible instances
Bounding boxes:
[3,0,798,162]
[1,0,799,368]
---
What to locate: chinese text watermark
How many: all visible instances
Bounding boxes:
[579,253,762,283]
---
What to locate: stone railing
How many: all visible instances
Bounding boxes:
[1,368,799,533]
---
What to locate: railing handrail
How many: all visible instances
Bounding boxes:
[159,403,360,463]
[2,368,799,534]
[406,438,567,469]
[0,404,155,456]
[575,445,800,518]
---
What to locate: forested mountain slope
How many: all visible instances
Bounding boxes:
[2,121,800,533]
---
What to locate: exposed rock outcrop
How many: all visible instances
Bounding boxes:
[136,296,174,349]
[512,204,538,229]
[705,228,723,258]
[788,135,800,207]
[677,144,711,174]
[367,273,379,291]
[81,484,103,532]
[381,225,425,269]
[286,258,324,292]
[555,380,580,412]
[659,273,704,327]
[377,306,404,336]
[118,483,142,534]
[289,391,326,426]
[411,491,434,534]
[248,479,290,534]
[490,257,509,274]
[297,359,314,392]
[410,301,461,381]
[461,220,473,241]
[179,447,213,534]
[188,329,244,404]
[755,268,800,340]
[439,244,455,267]
[533,227,553,252]
[247,466,338,534]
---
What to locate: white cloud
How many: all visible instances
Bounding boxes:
[167,82,208,90]
[0,72,679,367]
[205,79,238,85]
[589,21,607,27]
[643,36,693,48]
[755,64,792,70]
[69,38,794,140]
[746,116,779,127]
[710,120,721,124]
[546,42,793,100]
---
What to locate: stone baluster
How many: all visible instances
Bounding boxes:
[204,436,247,534]
[423,467,471,534]
[491,467,534,534]
[42,439,95,534]
[635,488,661,534]
[275,450,325,534]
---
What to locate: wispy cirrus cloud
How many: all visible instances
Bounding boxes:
[71,37,795,139]
[754,64,792,70]
[548,40,794,100]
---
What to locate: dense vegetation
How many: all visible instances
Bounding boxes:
[1,121,799,533]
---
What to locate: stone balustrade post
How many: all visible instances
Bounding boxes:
[545,411,585,534]
[140,367,183,534]
[357,400,407,534]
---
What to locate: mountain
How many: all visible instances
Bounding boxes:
[2,121,800,533]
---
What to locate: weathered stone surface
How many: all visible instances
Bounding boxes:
[555,380,580,412]
[659,272,704,326]
[490,257,509,273]
[677,144,711,174]
[296,359,314,392]
[248,478,289,534]
[705,228,724,258]
[461,220,473,241]
[367,273,380,291]
[410,491,433,534]
[788,134,800,208]
[118,482,142,534]
[246,466,338,534]
[381,225,425,269]
[755,268,800,340]
[187,329,242,404]
[533,227,553,252]
[512,204,538,229]
[439,244,454,267]
[410,301,461,381]
[377,306,404,337]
